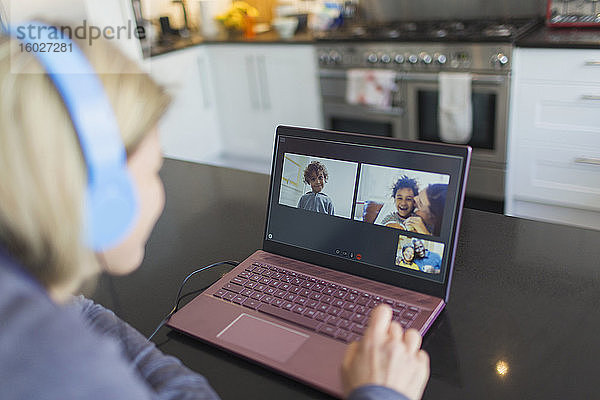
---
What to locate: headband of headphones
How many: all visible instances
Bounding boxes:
[5,22,139,251]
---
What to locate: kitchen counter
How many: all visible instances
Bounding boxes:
[91,159,600,400]
[148,23,600,57]
[516,25,600,49]
[149,30,316,57]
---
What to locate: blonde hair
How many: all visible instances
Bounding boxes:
[0,28,170,291]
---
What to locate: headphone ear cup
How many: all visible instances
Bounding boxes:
[85,169,139,251]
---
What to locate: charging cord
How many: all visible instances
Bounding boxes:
[147,260,240,341]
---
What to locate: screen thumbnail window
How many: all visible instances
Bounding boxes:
[355,164,450,236]
[278,153,358,219]
[396,235,445,274]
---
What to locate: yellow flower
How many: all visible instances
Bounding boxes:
[215,1,259,30]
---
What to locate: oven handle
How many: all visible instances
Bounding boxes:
[319,69,506,85]
[574,157,600,166]
[402,73,506,85]
[365,107,405,116]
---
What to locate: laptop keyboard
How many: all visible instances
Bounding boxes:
[213,263,422,343]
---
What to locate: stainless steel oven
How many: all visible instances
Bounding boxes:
[317,40,516,202]
[404,70,509,200]
[319,69,404,138]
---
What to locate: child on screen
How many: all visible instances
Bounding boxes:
[297,161,335,215]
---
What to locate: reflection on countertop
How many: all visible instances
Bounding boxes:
[516,25,600,49]
[149,30,317,57]
[148,24,600,57]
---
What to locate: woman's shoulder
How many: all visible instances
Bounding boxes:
[0,261,154,399]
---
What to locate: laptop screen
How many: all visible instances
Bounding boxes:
[264,126,470,299]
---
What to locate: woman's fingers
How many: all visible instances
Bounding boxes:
[403,329,422,353]
[362,304,392,344]
[388,321,404,341]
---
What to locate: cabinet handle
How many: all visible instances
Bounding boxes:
[581,95,600,101]
[574,157,600,166]
[196,56,211,108]
[256,55,271,110]
[584,61,600,66]
[245,55,260,110]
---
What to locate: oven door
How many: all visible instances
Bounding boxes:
[320,69,406,138]
[405,73,509,165]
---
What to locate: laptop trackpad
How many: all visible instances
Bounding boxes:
[217,313,309,363]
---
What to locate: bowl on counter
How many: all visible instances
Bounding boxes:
[271,17,298,39]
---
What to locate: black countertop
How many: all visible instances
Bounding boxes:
[516,25,600,49]
[91,159,600,400]
[149,30,316,57]
[148,23,600,57]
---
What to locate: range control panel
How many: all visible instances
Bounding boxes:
[317,43,513,73]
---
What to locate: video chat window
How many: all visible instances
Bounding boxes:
[396,235,445,275]
[278,153,358,219]
[354,165,450,237]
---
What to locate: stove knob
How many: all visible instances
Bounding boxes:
[367,53,378,64]
[394,54,405,64]
[318,53,329,64]
[420,52,432,64]
[408,54,419,64]
[435,54,447,65]
[498,53,509,65]
[380,54,392,64]
[491,53,509,67]
[329,51,342,64]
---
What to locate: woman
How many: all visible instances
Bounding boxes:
[396,245,419,271]
[0,25,428,400]
[404,184,448,236]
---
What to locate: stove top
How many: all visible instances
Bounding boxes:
[315,18,541,42]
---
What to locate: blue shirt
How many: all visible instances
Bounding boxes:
[414,249,442,273]
[297,191,335,215]
[0,249,409,400]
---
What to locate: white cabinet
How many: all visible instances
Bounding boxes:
[205,44,323,164]
[506,48,600,230]
[146,47,222,163]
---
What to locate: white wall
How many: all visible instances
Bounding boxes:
[1,0,86,23]
[2,0,144,63]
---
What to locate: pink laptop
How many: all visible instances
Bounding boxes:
[168,125,471,397]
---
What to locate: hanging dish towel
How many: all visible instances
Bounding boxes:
[346,69,397,109]
[438,72,473,144]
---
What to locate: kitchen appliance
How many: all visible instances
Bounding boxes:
[316,18,540,204]
[546,0,600,27]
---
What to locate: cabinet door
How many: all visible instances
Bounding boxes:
[147,47,221,162]
[511,143,600,212]
[510,82,600,147]
[256,45,323,134]
[206,44,322,162]
[206,45,270,160]
[514,48,600,84]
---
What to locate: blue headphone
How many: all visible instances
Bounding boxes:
[6,22,139,251]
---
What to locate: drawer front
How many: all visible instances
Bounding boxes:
[512,144,600,211]
[515,48,600,84]
[511,83,600,147]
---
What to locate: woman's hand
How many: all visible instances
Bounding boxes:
[341,305,430,400]
[404,216,430,235]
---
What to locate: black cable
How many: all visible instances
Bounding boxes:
[147,260,239,341]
